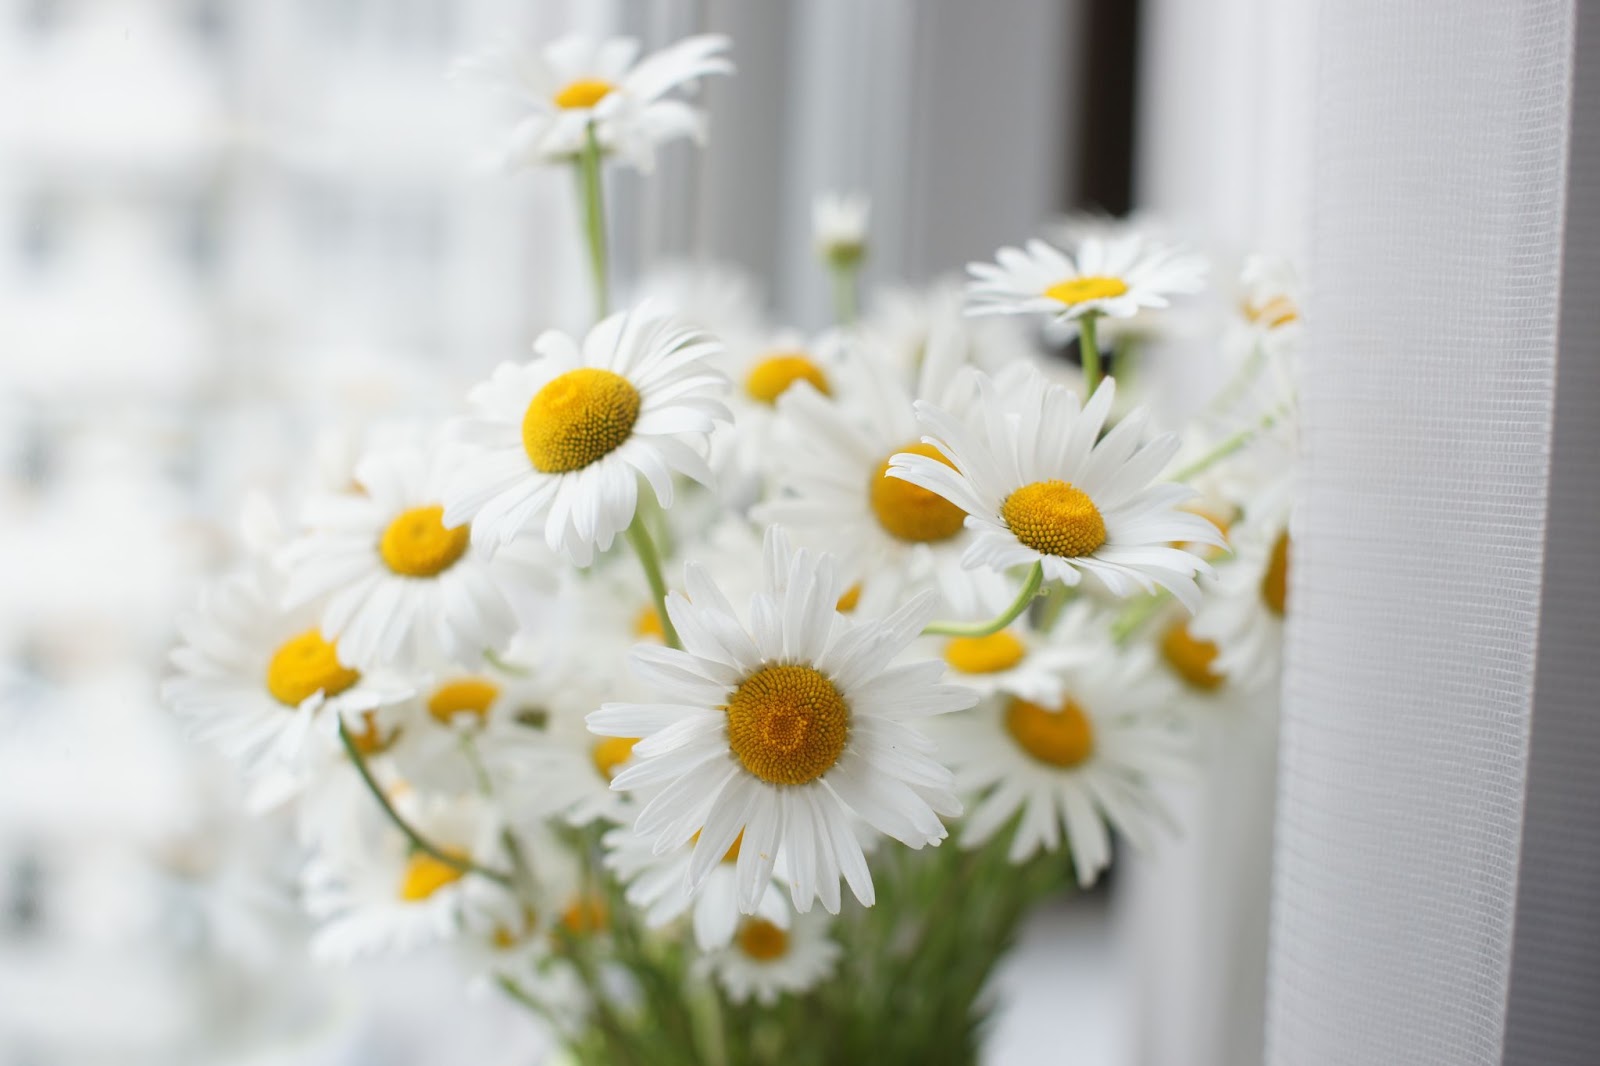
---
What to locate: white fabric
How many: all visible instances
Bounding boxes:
[1266,3,1576,1065]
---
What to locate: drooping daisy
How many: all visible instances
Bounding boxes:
[281,445,554,672]
[1189,515,1290,690]
[454,34,733,172]
[935,614,1188,884]
[754,329,1013,622]
[812,192,870,267]
[966,235,1206,322]
[164,566,411,787]
[303,795,518,963]
[442,304,730,566]
[695,910,841,1006]
[602,825,789,951]
[887,371,1225,608]
[589,528,973,914]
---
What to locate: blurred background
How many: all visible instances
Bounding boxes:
[0,1,1308,1062]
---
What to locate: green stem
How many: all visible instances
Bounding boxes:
[922,562,1044,638]
[576,123,609,321]
[830,261,859,325]
[1110,590,1173,644]
[337,720,514,887]
[625,517,680,649]
[1172,410,1279,482]
[1078,314,1104,393]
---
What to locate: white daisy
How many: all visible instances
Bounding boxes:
[1189,514,1289,689]
[862,281,1038,387]
[303,795,518,963]
[923,620,1086,706]
[454,33,733,172]
[754,331,1013,622]
[442,304,730,566]
[695,910,841,1006]
[602,825,790,951]
[966,235,1206,322]
[281,445,554,672]
[937,620,1188,884]
[588,528,973,914]
[887,371,1225,608]
[163,566,410,786]
[383,660,551,797]
[812,191,870,266]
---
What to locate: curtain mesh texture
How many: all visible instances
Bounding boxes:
[1266,3,1574,1064]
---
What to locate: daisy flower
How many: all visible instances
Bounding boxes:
[887,370,1225,608]
[924,621,1086,705]
[936,615,1188,884]
[1189,515,1290,689]
[442,304,730,566]
[163,566,410,786]
[966,235,1206,322]
[304,796,517,963]
[603,826,790,951]
[695,910,841,1006]
[383,660,551,797]
[588,528,973,914]
[454,34,733,172]
[812,191,870,267]
[281,445,554,671]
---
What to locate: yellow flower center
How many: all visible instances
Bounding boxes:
[427,677,500,725]
[1045,275,1130,305]
[591,736,640,780]
[553,78,615,110]
[1243,294,1299,329]
[379,505,470,578]
[745,352,830,405]
[737,918,790,961]
[560,894,609,935]
[398,851,467,902]
[1001,480,1107,558]
[1262,531,1290,616]
[265,630,360,707]
[349,709,400,756]
[944,631,1028,675]
[835,583,862,613]
[871,442,967,543]
[1004,697,1095,769]
[522,368,642,474]
[725,664,849,786]
[633,604,666,642]
[1160,621,1224,691]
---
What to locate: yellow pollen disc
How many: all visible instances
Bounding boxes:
[379,505,469,578]
[522,367,642,474]
[265,630,360,708]
[871,442,967,543]
[1045,275,1130,305]
[349,709,400,756]
[1005,697,1095,769]
[427,678,500,725]
[835,583,862,613]
[398,851,467,902]
[591,736,640,780]
[944,631,1028,675]
[560,895,609,935]
[553,78,615,110]
[744,352,830,405]
[633,604,666,642]
[737,918,790,962]
[1262,531,1290,616]
[1160,621,1225,691]
[725,664,849,786]
[1243,294,1299,329]
[1001,480,1107,558]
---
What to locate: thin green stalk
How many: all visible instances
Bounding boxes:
[1110,589,1173,644]
[922,562,1044,638]
[576,123,609,321]
[625,517,680,649]
[1078,314,1104,392]
[337,720,513,887]
[830,262,859,325]
[1172,409,1279,482]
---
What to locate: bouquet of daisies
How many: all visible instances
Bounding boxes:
[164,29,1298,1066]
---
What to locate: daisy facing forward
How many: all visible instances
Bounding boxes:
[443,304,730,566]
[965,235,1205,322]
[588,528,973,915]
[281,445,552,672]
[887,371,1224,609]
[695,909,841,1006]
[455,34,732,172]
